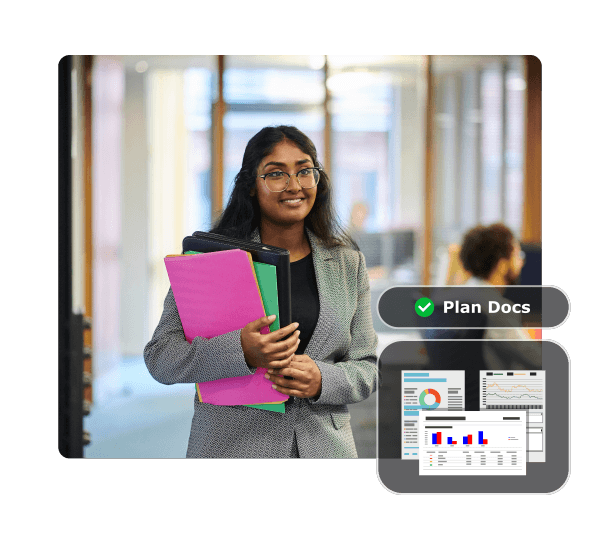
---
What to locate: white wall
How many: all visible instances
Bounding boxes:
[120,69,150,355]
[92,57,123,401]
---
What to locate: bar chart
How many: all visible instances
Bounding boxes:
[419,411,526,475]
[431,431,488,445]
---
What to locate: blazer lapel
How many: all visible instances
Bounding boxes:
[248,226,337,359]
[250,227,261,243]
[304,229,337,359]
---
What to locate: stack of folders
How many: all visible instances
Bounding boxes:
[164,248,287,413]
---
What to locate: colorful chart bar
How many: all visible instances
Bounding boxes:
[468,434,472,445]
[404,378,447,383]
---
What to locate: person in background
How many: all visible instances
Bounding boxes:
[460,223,524,289]
[458,223,542,369]
[144,126,378,458]
[347,201,387,280]
[442,243,470,286]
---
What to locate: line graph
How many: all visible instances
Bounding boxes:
[485,382,543,393]
[486,392,542,399]
[481,372,545,408]
[480,371,546,461]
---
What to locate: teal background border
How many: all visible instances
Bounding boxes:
[7,1,599,548]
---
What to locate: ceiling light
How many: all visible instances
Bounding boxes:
[308,55,325,70]
[135,60,148,73]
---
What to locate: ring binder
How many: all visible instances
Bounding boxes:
[182,231,292,327]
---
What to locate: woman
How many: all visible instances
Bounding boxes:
[144,126,378,458]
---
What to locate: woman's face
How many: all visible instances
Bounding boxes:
[252,140,318,228]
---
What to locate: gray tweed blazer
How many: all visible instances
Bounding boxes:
[143,228,378,458]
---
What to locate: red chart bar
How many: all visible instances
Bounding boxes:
[468,434,472,445]
[451,441,457,445]
[437,432,442,445]
[482,439,488,444]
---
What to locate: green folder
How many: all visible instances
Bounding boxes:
[185,251,285,413]
[251,260,279,331]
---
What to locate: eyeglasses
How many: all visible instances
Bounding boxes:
[258,167,320,193]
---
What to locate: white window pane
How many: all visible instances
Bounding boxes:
[480,67,503,223]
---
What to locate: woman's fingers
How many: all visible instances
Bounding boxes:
[270,375,306,397]
[266,366,307,382]
[268,335,300,359]
[245,315,277,333]
[267,356,294,369]
[266,322,299,342]
[269,375,305,391]
[241,319,302,370]
[272,385,302,397]
[268,354,322,399]
[266,331,300,354]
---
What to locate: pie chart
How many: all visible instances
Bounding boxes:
[419,388,442,409]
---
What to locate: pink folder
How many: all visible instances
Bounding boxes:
[195,367,285,406]
[164,249,288,406]
[164,249,270,342]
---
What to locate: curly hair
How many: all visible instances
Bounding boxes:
[459,223,515,279]
[211,125,355,249]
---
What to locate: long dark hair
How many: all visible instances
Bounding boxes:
[211,125,355,249]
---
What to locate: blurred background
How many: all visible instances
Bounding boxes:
[59,55,541,458]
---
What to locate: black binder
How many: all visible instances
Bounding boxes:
[182,231,292,328]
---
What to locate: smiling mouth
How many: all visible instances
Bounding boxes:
[280,198,304,204]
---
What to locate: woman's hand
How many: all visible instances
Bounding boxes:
[265,354,322,399]
[241,315,300,370]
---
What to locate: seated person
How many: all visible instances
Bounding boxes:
[347,202,387,280]
[443,243,470,286]
[458,223,542,370]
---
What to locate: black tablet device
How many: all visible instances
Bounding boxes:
[182,231,292,328]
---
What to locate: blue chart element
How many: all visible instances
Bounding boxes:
[403,373,429,377]
[432,433,438,444]
[404,378,447,383]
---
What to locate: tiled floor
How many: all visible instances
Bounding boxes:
[84,331,418,459]
[84,356,193,458]
[84,357,377,458]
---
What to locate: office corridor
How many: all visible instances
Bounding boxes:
[84,355,377,458]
